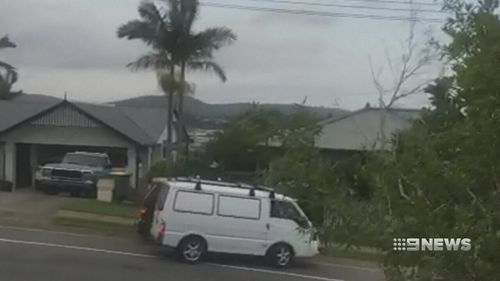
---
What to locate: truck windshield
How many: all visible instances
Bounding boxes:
[62,154,107,167]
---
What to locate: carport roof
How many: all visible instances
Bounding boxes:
[0,97,169,146]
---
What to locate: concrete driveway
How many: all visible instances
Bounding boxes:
[0,189,66,228]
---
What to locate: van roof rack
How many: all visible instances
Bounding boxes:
[174,177,276,198]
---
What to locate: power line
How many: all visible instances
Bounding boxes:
[243,0,444,13]
[317,0,441,6]
[200,2,444,22]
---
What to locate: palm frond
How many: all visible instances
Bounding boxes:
[127,51,172,71]
[181,0,199,33]
[0,62,17,84]
[196,27,237,50]
[117,20,157,45]
[183,27,236,60]
[138,2,168,29]
[0,61,15,71]
[166,0,182,31]
[0,36,16,49]
[5,70,18,84]
[189,60,227,82]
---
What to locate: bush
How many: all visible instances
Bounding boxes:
[147,160,183,181]
[147,159,222,182]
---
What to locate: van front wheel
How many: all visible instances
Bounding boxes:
[178,236,206,264]
[267,243,294,268]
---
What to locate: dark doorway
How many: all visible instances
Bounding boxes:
[16,143,32,188]
[37,144,128,168]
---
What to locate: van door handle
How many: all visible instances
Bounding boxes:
[266,223,270,230]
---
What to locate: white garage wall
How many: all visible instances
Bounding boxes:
[315,109,415,151]
[0,143,4,180]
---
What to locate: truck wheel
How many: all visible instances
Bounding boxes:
[178,236,207,264]
[267,243,294,268]
[70,190,81,197]
[44,186,59,195]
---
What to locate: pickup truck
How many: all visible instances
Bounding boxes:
[35,151,112,197]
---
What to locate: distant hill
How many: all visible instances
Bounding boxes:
[7,93,350,129]
[111,95,349,121]
[10,93,62,103]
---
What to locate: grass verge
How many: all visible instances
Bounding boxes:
[60,199,139,219]
[322,245,384,263]
[52,216,135,236]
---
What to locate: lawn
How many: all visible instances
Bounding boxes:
[52,217,136,236]
[60,199,139,219]
[322,245,384,263]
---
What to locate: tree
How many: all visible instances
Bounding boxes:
[0,35,17,100]
[206,108,320,174]
[206,108,286,172]
[369,4,436,149]
[118,0,236,159]
[171,0,236,115]
[359,1,500,279]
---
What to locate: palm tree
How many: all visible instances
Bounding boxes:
[117,0,236,155]
[0,35,17,100]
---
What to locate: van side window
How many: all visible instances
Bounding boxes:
[155,184,170,211]
[173,191,214,215]
[217,195,261,220]
[270,200,300,221]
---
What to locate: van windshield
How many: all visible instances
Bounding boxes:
[271,200,311,228]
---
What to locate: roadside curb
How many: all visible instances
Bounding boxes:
[312,255,381,270]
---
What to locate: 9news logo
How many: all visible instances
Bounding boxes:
[393,238,471,251]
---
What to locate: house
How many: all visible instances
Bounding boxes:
[315,105,421,158]
[0,96,182,190]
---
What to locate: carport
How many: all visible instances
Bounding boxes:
[14,144,129,188]
[0,99,171,191]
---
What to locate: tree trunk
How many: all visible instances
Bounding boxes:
[177,61,187,160]
[379,98,387,151]
[166,65,175,161]
[179,61,186,115]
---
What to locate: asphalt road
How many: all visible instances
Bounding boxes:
[0,225,385,281]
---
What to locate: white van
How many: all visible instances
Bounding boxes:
[143,178,319,267]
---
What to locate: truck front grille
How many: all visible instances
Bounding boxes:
[51,169,82,179]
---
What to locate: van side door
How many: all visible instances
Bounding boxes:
[211,195,268,255]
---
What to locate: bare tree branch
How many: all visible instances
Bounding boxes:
[368,1,435,149]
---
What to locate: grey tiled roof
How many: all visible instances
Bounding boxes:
[0,100,59,133]
[320,106,421,125]
[73,102,160,145]
[117,106,167,141]
[0,96,169,146]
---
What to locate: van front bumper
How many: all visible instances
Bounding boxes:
[296,240,320,257]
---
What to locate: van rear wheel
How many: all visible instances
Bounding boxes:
[267,243,294,268]
[178,236,206,264]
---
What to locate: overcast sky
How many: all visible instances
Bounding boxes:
[0,0,445,110]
